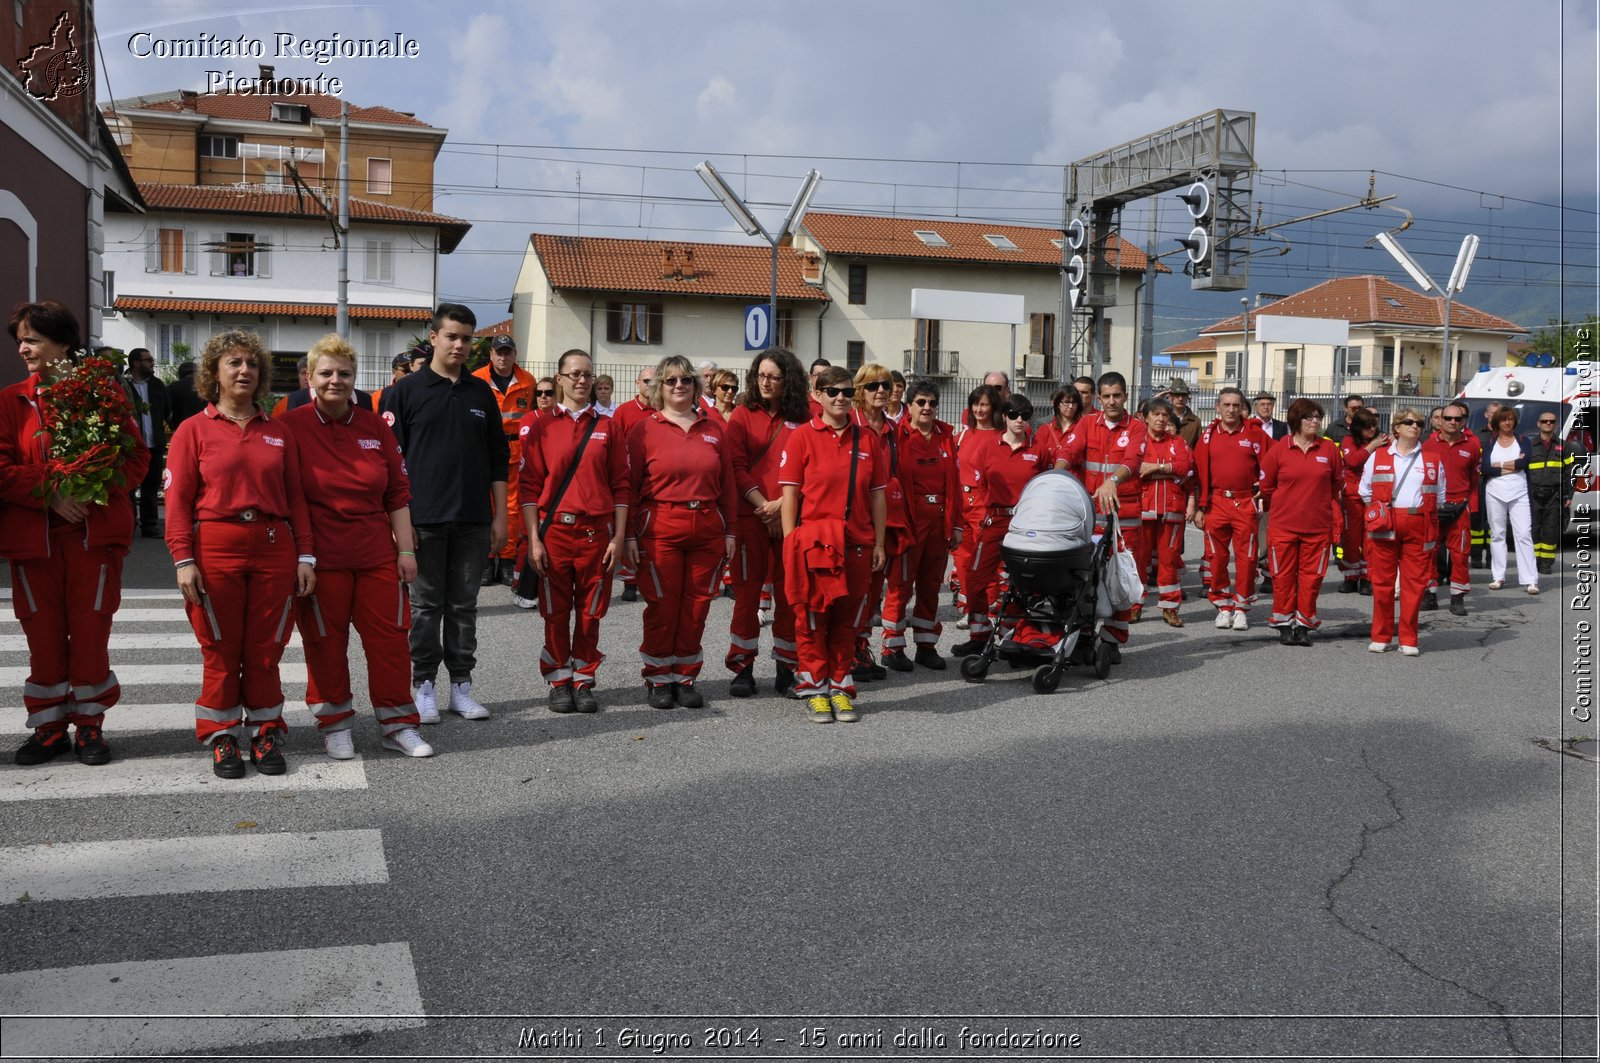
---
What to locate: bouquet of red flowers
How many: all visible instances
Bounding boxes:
[33,351,139,506]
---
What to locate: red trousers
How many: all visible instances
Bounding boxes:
[9,528,124,731]
[1367,511,1437,649]
[882,500,950,653]
[1337,497,1367,580]
[795,544,873,697]
[636,504,725,685]
[1431,507,1471,594]
[1265,528,1332,629]
[1136,520,1185,608]
[186,520,296,744]
[297,566,418,735]
[538,517,613,688]
[963,516,1011,637]
[727,513,796,672]
[949,485,984,607]
[1204,495,1259,612]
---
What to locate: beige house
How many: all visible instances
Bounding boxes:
[1167,275,1522,397]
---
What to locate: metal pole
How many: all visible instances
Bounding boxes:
[1240,297,1249,389]
[1010,323,1018,398]
[768,239,779,351]
[1439,294,1453,402]
[336,101,350,338]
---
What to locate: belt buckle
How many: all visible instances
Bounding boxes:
[558,512,576,525]
[924,494,939,504]
[686,499,702,509]
[239,509,256,523]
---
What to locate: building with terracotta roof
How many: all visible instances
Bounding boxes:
[1163,275,1523,397]
[97,69,467,390]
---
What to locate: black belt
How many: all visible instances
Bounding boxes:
[215,508,270,523]
[988,504,1015,515]
[652,499,713,510]
[1215,489,1252,500]
[553,512,607,525]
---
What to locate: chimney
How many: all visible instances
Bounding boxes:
[258,64,275,91]
[661,247,679,280]
[681,247,695,279]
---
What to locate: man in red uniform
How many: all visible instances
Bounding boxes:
[1192,387,1270,631]
[881,380,961,670]
[1423,400,1481,615]
[1136,398,1194,625]
[609,363,657,602]
[473,335,537,586]
[1053,371,1146,656]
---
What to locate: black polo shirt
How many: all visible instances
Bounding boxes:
[380,363,510,525]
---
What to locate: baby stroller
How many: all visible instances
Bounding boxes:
[958,469,1117,693]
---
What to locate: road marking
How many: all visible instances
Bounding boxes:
[0,632,301,652]
[0,942,425,1056]
[0,754,367,801]
[0,829,388,905]
[0,663,307,687]
[0,608,197,624]
[0,704,312,736]
[0,588,186,601]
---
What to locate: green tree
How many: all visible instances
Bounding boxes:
[1524,315,1599,365]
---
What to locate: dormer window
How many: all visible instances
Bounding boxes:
[271,103,310,124]
[913,230,949,248]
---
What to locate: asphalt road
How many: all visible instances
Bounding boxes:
[0,531,1594,1062]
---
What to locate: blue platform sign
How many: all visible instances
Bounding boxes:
[744,304,772,351]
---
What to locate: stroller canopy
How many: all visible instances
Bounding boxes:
[1003,469,1096,554]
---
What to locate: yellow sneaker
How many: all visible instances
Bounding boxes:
[807,695,833,724]
[829,692,859,722]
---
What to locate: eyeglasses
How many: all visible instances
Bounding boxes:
[1442,414,1466,422]
[913,398,939,408]
[560,370,594,382]
[1393,419,1423,427]
[716,384,737,392]
[756,373,784,384]
[1538,419,1557,425]
[535,389,555,398]
[860,380,890,392]
[662,376,694,388]
[822,386,856,399]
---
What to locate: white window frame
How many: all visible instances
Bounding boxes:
[102,270,115,316]
[1341,345,1362,376]
[361,330,388,391]
[1223,351,1242,380]
[912,229,949,248]
[199,135,238,159]
[364,238,395,284]
[156,322,188,363]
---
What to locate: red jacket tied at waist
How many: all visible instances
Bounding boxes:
[783,519,850,613]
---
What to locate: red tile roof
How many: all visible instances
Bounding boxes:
[115,297,432,320]
[137,183,469,252]
[530,234,830,301]
[476,318,514,337]
[799,211,1166,273]
[1162,335,1217,355]
[107,91,432,129]
[1195,275,1521,336]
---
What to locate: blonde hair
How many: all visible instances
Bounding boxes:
[1392,405,1427,430]
[710,368,739,409]
[307,333,357,373]
[851,362,892,412]
[646,354,701,410]
[196,329,273,407]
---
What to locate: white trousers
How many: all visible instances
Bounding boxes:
[1485,478,1537,586]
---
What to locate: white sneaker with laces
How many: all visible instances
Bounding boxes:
[1230,611,1249,631]
[1368,641,1392,653]
[413,680,440,725]
[1399,644,1421,657]
[322,729,356,760]
[512,594,539,610]
[449,681,490,720]
[1214,610,1233,629]
[382,727,434,757]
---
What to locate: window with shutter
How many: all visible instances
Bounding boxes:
[157,229,184,273]
[367,158,392,196]
[208,230,227,277]
[365,239,395,284]
[606,302,662,345]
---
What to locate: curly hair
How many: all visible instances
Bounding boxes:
[196,329,273,408]
[646,354,700,410]
[743,348,809,423]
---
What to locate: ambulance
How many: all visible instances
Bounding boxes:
[1456,362,1596,535]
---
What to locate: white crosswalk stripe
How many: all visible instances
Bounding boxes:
[1,607,202,624]
[0,703,314,735]
[0,631,301,651]
[0,754,368,801]
[0,661,308,687]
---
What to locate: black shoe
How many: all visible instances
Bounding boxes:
[1470,549,1486,570]
[1258,576,1273,594]
[1421,591,1439,612]
[1450,593,1468,616]
[729,667,756,698]
[721,584,735,600]
[851,659,878,682]
[1069,637,1096,666]
[913,647,947,671]
[480,564,497,587]
[211,735,245,779]
[250,732,286,776]
[1290,624,1313,647]
[1339,579,1358,593]
[1278,625,1293,645]
[14,726,71,766]
[74,724,111,766]
[1357,580,1372,596]
[621,583,638,603]
[773,663,796,697]
[573,685,599,713]
[140,525,162,539]
[548,686,576,713]
[949,639,985,658]
[1538,560,1554,575]
[676,683,704,709]
[647,683,675,709]
[499,559,517,587]
[883,650,914,673]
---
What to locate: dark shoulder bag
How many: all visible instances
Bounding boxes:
[515,416,599,600]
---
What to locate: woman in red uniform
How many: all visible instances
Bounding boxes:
[880,379,961,670]
[950,384,1001,621]
[849,362,911,681]
[1034,385,1085,466]
[166,330,316,778]
[1336,409,1385,595]
[725,348,809,697]
[1,302,148,766]
[1259,398,1344,646]
[780,367,887,724]
[521,350,630,713]
[1135,398,1193,627]
[282,335,430,759]
[951,394,1047,657]
[1359,406,1444,656]
[623,356,736,708]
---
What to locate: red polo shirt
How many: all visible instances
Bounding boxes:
[281,403,411,570]
[519,404,630,522]
[1423,433,1483,507]
[1259,435,1343,535]
[626,408,738,528]
[1194,418,1270,499]
[728,404,801,510]
[779,417,888,546]
[898,419,961,539]
[975,432,1048,509]
[164,405,314,562]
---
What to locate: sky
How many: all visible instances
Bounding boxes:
[93,0,1600,342]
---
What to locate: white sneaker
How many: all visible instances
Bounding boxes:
[758,608,773,627]
[382,727,434,757]
[1368,641,1392,653]
[322,729,356,760]
[413,680,440,725]
[955,616,970,630]
[1214,610,1233,629]
[1399,644,1421,657]
[449,681,490,720]
[512,594,539,610]
[1230,611,1249,631]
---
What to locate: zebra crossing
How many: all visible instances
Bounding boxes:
[0,589,429,1054]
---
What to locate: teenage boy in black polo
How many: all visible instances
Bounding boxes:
[381,304,510,723]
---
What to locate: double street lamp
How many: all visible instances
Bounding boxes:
[696,161,822,350]
[1375,231,1480,403]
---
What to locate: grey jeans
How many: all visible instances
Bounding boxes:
[410,522,491,685]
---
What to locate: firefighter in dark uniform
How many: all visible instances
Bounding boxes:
[1527,410,1582,575]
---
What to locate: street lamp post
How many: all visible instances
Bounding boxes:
[1375,231,1479,403]
[696,162,821,351]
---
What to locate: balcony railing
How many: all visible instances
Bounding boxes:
[902,349,960,377]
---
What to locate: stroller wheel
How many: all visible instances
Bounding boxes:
[1092,641,1114,679]
[959,654,990,682]
[1030,665,1061,695]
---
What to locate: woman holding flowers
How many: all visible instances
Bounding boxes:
[0,301,148,767]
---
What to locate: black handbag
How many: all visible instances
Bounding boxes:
[515,415,599,601]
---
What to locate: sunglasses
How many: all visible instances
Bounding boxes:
[716,383,737,392]
[860,380,890,393]
[1004,411,1029,421]
[822,386,856,399]
[913,398,939,408]
[1442,414,1466,422]
[1538,419,1557,425]
[1394,419,1422,427]
[662,376,695,388]
[535,389,555,398]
